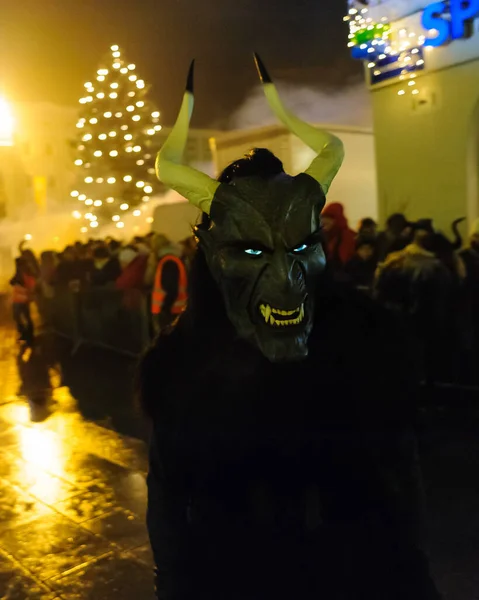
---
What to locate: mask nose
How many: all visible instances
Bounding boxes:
[269,252,305,295]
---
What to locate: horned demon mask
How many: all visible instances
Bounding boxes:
[156,55,344,363]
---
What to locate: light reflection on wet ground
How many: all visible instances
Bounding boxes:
[0,329,153,599]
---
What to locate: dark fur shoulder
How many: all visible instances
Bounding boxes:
[310,282,420,424]
[314,281,413,350]
[136,321,187,420]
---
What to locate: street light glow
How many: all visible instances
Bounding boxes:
[0,97,14,147]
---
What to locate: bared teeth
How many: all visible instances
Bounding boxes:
[272,308,296,316]
[258,303,305,327]
[264,305,272,322]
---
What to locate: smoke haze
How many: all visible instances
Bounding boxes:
[228,83,372,130]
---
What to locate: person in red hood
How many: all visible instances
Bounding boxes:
[321,202,356,270]
[116,246,148,291]
[116,246,149,310]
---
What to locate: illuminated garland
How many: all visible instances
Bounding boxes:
[70,45,161,232]
[345,2,431,97]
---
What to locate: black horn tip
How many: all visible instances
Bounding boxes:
[186,60,195,94]
[253,53,272,84]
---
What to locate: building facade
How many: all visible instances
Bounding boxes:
[347,0,479,231]
[211,123,377,228]
[0,102,78,220]
[0,103,219,222]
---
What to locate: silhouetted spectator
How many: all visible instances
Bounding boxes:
[375,220,452,382]
[10,257,37,345]
[108,239,122,259]
[18,243,40,278]
[179,236,197,271]
[133,236,151,256]
[376,213,412,262]
[345,237,378,293]
[460,218,479,381]
[429,230,467,382]
[38,251,58,299]
[357,217,378,239]
[56,246,81,288]
[91,246,122,287]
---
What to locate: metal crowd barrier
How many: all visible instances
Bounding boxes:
[37,287,150,358]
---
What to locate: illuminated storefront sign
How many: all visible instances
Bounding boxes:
[345,3,427,87]
[422,0,479,46]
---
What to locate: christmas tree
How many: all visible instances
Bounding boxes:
[70,45,162,232]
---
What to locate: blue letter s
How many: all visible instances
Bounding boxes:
[422,1,450,46]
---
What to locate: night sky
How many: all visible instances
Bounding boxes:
[2,0,359,127]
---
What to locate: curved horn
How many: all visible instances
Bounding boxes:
[253,53,344,195]
[451,217,466,251]
[155,60,219,214]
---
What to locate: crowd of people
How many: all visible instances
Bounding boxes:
[322,202,479,385]
[9,233,196,345]
[9,203,479,385]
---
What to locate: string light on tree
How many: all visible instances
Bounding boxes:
[70,44,161,228]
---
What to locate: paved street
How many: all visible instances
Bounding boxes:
[0,328,153,599]
[0,321,478,599]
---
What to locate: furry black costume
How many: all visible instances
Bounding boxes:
[139,57,440,599]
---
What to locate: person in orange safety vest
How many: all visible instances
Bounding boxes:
[151,251,188,333]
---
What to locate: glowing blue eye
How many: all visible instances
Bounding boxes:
[244,249,263,256]
[293,244,308,253]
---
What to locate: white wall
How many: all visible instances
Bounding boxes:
[152,201,200,242]
[372,57,479,231]
[290,127,378,228]
[211,127,292,177]
[212,124,378,230]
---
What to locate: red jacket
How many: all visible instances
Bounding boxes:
[116,255,148,290]
[11,274,36,304]
[322,203,356,267]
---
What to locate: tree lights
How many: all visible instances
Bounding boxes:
[71,44,161,229]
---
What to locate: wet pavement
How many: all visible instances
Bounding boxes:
[0,328,153,599]
[0,319,478,599]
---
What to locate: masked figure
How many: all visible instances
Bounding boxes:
[139,56,440,600]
